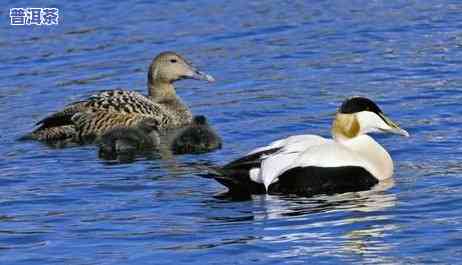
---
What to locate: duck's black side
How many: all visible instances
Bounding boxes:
[268,166,379,196]
[171,115,222,154]
[203,161,378,197]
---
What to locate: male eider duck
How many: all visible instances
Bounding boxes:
[203,97,409,197]
[98,117,160,160]
[25,51,214,142]
[171,115,222,154]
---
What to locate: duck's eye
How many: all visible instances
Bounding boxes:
[170,59,177,63]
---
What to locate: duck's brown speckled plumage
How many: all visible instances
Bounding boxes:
[72,111,155,143]
[29,125,76,141]
[26,51,214,142]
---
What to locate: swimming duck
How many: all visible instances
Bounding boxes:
[25,51,214,142]
[202,97,409,197]
[171,115,222,154]
[98,116,160,160]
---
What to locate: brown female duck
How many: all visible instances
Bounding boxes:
[25,51,214,142]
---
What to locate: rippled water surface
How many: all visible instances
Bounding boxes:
[2,0,462,264]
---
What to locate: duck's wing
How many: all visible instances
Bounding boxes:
[23,100,87,141]
[256,136,331,189]
[197,140,284,195]
[35,100,88,129]
[72,111,155,143]
[198,146,282,195]
[223,147,282,171]
[205,135,329,195]
[21,125,77,141]
[36,90,167,128]
[223,135,326,171]
[263,143,378,196]
[84,90,166,116]
[28,90,171,141]
[246,134,327,155]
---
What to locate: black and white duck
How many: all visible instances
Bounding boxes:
[202,97,409,197]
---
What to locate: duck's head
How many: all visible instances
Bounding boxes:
[193,115,208,126]
[332,97,409,140]
[148,52,215,85]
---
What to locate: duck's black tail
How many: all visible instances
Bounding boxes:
[195,163,266,195]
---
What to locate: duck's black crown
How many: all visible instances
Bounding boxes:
[340,97,383,115]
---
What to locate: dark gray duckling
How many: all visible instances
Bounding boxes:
[171,115,222,154]
[98,118,160,160]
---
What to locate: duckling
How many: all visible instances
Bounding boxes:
[98,117,160,160]
[171,115,222,154]
[202,97,409,197]
[24,51,214,142]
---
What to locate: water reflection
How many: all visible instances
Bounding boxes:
[202,178,397,263]
[340,223,398,265]
[257,179,396,263]
[246,178,395,219]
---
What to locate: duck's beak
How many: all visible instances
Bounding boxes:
[192,70,215,82]
[379,113,410,137]
[187,66,215,82]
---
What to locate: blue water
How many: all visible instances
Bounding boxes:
[1,0,462,264]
